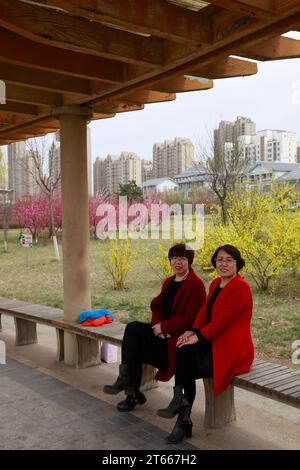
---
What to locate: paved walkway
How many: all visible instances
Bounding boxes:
[0,357,198,451]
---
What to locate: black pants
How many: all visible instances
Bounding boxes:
[121,321,168,390]
[174,343,213,405]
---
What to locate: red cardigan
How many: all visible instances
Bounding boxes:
[150,269,206,382]
[193,274,254,396]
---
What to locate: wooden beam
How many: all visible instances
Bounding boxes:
[93,102,144,114]
[0,0,166,67]
[25,0,212,45]
[189,57,257,79]
[0,62,93,96]
[6,84,62,107]
[239,35,300,60]
[208,1,275,19]
[0,101,39,116]
[91,113,116,121]
[118,90,176,105]
[0,30,125,84]
[151,77,214,93]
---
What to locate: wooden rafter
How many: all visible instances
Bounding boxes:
[0,29,125,84]
[208,0,275,19]
[0,62,92,96]
[0,0,167,67]
[6,84,62,106]
[151,77,214,93]
[0,101,39,116]
[93,102,144,114]
[239,35,300,60]
[119,90,176,105]
[20,0,212,46]
[189,57,257,79]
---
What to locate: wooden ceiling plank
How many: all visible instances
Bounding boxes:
[93,102,144,114]
[239,35,300,60]
[151,76,214,93]
[208,0,275,19]
[0,101,39,116]
[0,62,92,95]
[118,90,176,105]
[0,29,125,84]
[0,0,166,67]
[189,56,257,79]
[6,84,62,106]
[24,0,212,45]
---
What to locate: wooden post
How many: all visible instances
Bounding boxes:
[203,378,236,429]
[55,106,100,368]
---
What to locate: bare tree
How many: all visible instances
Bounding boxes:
[196,130,250,224]
[24,136,61,260]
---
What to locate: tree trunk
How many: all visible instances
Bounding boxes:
[49,189,60,261]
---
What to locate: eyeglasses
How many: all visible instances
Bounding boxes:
[215,257,236,264]
[170,256,188,262]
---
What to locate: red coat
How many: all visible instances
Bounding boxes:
[150,269,206,382]
[193,274,254,396]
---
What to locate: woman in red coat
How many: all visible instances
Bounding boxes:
[103,243,206,412]
[158,244,254,444]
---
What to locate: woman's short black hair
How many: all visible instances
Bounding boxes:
[168,243,195,267]
[211,244,245,272]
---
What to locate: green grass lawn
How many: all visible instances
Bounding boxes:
[0,229,299,365]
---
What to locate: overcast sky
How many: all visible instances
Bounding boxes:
[90,51,300,163]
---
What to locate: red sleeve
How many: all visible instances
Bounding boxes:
[199,285,252,340]
[150,278,169,326]
[160,280,206,335]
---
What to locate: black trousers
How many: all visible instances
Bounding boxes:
[121,321,168,390]
[174,343,213,391]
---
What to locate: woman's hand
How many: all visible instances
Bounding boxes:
[176,331,199,348]
[152,323,162,336]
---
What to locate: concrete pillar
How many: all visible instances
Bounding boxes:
[55,106,100,367]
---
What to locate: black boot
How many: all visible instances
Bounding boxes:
[117,389,147,412]
[103,364,130,395]
[165,403,192,444]
[156,385,183,419]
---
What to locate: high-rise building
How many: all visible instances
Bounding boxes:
[214,116,256,157]
[241,130,297,164]
[214,118,297,164]
[93,152,142,195]
[297,144,300,163]
[93,157,107,195]
[141,159,153,182]
[152,137,194,179]
[8,141,40,201]
[49,132,61,192]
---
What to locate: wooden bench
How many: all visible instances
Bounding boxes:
[0,297,299,429]
[0,298,156,392]
[203,359,300,428]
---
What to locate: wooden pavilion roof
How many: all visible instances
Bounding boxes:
[0,0,300,145]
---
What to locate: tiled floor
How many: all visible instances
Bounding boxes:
[0,357,199,451]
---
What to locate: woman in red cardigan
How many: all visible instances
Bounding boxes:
[103,243,206,412]
[158,244,254,444]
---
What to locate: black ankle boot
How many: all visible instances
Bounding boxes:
[103,364,130,395]
[156,385,183,419]
[165,401,192,444]
[117,390,147,412]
